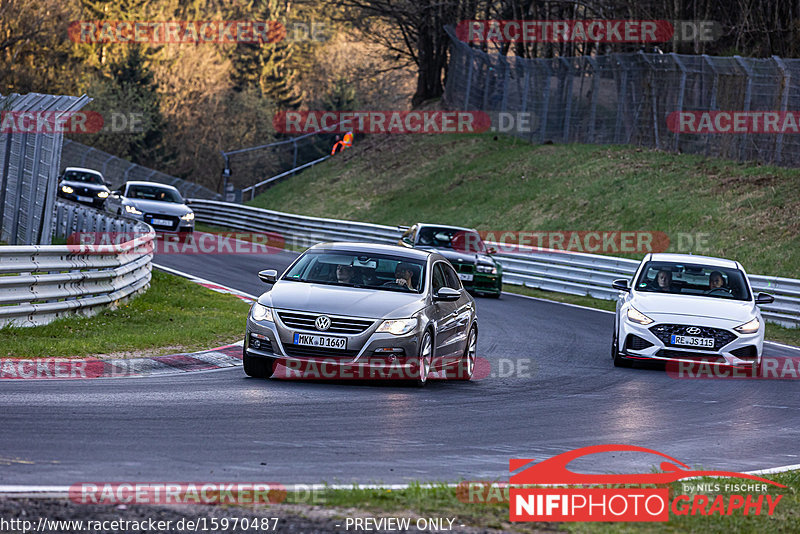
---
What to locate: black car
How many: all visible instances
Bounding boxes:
[399,223,502,297]
[57,167,111,208]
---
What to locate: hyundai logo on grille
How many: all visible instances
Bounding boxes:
[315,316,331,331]
[686,327,702,335]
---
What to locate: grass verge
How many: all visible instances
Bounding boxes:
[284,471,799,533]
[0,269,251,358]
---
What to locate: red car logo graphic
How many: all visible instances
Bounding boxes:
[510,444,785,487]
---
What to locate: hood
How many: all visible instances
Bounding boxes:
[631,292,757,325]
[260,281,426,319]
[127,198,192,216]
[418,247,495,266]
[61,180,109,193]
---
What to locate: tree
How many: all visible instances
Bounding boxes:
[229,0,303,109]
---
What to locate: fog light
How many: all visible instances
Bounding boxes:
[252,340,261,349]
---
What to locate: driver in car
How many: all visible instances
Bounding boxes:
[391,263,416,290]
[708,271,725,290]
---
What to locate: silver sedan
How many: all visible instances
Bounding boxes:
[244,242,478,386]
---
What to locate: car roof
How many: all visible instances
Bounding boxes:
[124,181,180,192]
[308,242,432,260]
[64,167,103,176]
[415,222,477,233]
[647,253,740,269]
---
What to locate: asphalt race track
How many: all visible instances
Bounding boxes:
[1,249,800,485]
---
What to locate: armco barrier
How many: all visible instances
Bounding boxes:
[188,199,800,328]
[0,200,155,327]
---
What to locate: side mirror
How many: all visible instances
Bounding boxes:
[401,237,413,246]
[434,287,461,301]
[258,269,278,284]
[612,279,630,292]
[755,292,774,305]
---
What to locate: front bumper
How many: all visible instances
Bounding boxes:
[58,191,106,208]
[245,313,426,379]
[618,317,762,369]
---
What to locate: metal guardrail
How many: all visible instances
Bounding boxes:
[188,199,800,328]
[0,201,155,327]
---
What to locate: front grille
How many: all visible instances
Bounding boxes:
[277,311,374,334]
[451,262,475,274]
[625,334,654,350]
[649,324,736,351]
[145,213,179,231]
[656,349,726,363]
[730,345,758,360]
[282,345,359,359]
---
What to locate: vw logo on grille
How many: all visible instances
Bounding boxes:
[686,327,702,335]
[315,315,331,331]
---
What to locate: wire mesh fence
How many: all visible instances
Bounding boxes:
[443,25,800,167]
[0,93,91,245]
[223,123,344,199]
[60,139,222,201]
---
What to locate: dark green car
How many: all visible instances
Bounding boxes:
[398,223,502,298]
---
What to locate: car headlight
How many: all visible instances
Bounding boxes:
[61,185,74,194]
[476,264,497,274]
[251,303,274,322]
[97,191,109,198]
[627,306,654,325]
[125,205,142,215]
[180,212,195,221]
[377,317,418,335]
[734,317,760,334]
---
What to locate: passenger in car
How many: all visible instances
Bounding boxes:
[655,269,674,292]
[336,264,360,285]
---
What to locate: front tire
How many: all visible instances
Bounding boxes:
[415,331,433,387]
[243,347,275,378]
[612,327,631,368]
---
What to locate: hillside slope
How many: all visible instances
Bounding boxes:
[248,134,800,278]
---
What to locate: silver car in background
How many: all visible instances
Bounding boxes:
[244,243,478,386]
[105,181,195,233]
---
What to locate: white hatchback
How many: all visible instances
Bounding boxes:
[611,253,774,373]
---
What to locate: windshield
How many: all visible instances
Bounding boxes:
[63,170,104,185]
[635,261,752,301]
[416,227,486,253]
[283,251,427,293]
[126,184,183,203]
